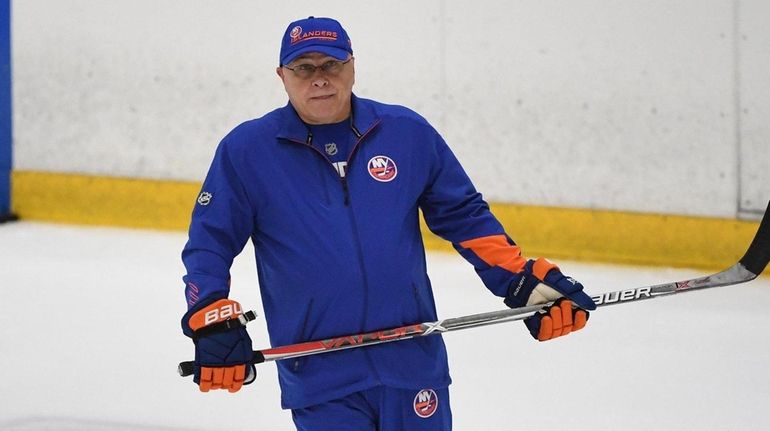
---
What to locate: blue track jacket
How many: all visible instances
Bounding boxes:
[182,95,528,409]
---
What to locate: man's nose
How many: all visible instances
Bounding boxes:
[311,77,328,87]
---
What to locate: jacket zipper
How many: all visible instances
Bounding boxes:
[289,133,352,206]
[342,121,383,382]
[341,178,350,205]
[293,299,314,372]
[286,120,380,207]
[340,127,360,207]
[284,121,382,382]
[340,121,379,206]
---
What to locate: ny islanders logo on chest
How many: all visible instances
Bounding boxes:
[367,155,398,182]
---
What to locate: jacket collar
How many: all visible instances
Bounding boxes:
[277,94,380,143]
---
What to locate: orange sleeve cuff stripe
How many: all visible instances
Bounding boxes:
[458,234,527,274]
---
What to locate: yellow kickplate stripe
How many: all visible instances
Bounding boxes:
[422,203,761,271]
[12,170,200,231]
[12,170,762,270]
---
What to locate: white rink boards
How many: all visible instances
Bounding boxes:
[10,1,770,219]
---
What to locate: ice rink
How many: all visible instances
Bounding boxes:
[1,221,769,430]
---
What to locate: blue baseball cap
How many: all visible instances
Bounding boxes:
[279,17,353,66]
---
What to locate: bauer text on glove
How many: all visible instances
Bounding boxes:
[182,297,256,392]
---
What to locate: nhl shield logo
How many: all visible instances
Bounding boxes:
[413,389,438,418]
[367,155,397,182]
[325,143,338,156]
[197,191,212,206]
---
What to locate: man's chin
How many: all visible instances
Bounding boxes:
[303,108,348,124]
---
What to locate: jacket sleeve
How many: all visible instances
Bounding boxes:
[181,137,255,310]
[418,131,528,298]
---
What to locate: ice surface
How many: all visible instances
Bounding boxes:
[1,222,769,430]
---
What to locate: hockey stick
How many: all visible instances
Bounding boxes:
[179,201,770,377]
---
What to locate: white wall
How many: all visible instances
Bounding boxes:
[11,0,770,218]
[737,0,770,216]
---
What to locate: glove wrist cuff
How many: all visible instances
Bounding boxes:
[191,310,257,341]
[531,257,559,281]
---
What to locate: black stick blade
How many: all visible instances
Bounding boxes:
[739,201,770,276]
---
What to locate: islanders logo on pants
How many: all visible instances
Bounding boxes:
[367,155,398,182]
[413,389,438,418]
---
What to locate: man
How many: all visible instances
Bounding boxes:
[181,16,595,431]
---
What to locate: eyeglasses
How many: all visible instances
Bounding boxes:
[283,58,353,79]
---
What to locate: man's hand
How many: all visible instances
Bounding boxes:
[182,298,256,392]
[526,297,588,341]
[504,258,596,341]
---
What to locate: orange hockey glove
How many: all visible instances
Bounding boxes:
[505,258,594,341]
[182,298,256,392]
[528,298,589,341]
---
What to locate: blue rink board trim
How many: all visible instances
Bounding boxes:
[1,0,11,214]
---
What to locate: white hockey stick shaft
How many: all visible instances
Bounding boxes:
[179,201,770,376]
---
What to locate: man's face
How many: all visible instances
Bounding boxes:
[277,53,355,125]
